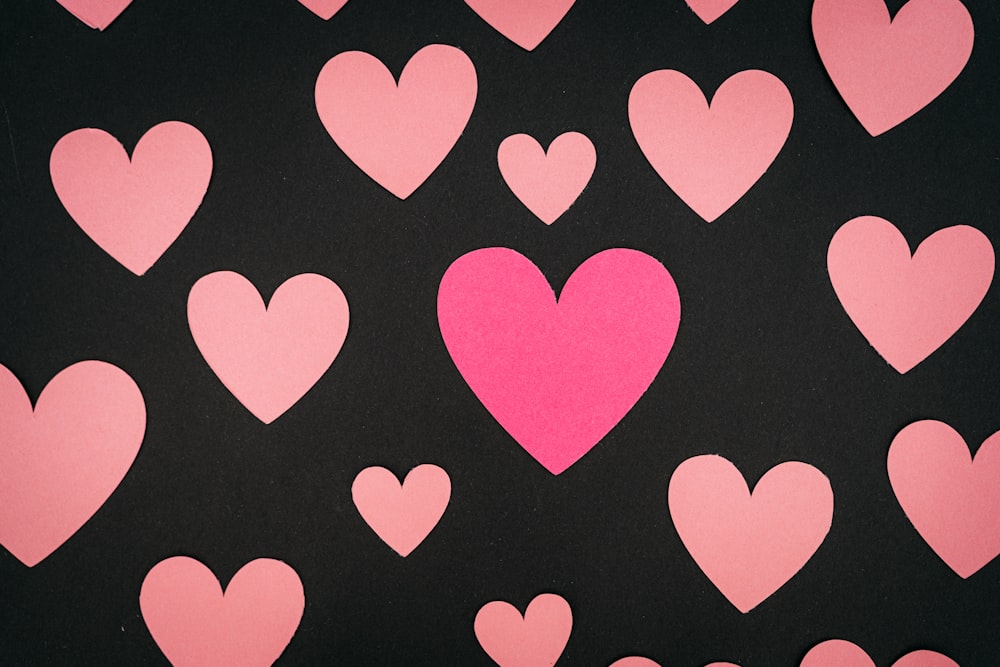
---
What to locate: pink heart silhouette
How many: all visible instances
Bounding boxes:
[668,455,833,613]
[498,132,596,225]
[140,557,304,667]
[888,420,1000,578]
[610,660,740,667]
[464,0,575,51]
[56,0,132,30]
[827,216,994,373]
[0,361,145,567]
[629,69,793,222]
[475,593,572,667]
[801,639,958,667]
[685,0,740,24]
[188,271,350,424]
[352,464,451,557]
[297,0,347,20]
[438,248,680,475]
[315,44,477,199]
[813,0,974,136]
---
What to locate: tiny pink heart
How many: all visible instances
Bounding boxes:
[813,0,974,136]
[315,44,477,199]
[0,361,145,567]
[629,69,793,222]
[55,0,132,30]
[827,216,994,373]
[140,557,304,667]
[352,464,451,557]
[498,132,596,225]
[801,639,958,667]
[475,593,572,667]
[297,0,347,20]
[685,0,740,24]
[464,0,575,51]
[668,455,833,613]
[188,271,350,424]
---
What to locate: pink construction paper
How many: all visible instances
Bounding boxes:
[474,593,572,667]
[438,248,680,475]
[56,0,132,30]
[315,44,477,200]
[801,639,958,667]
[685,0,740,24]
[352,464,451,557]
[497,132,596,225]
[297,0,347,20]
[140,556,304,667]
[813,0,974,136]
[629,69,793,222]
[0,361,145,567]
[827,216,994,374]
[464,0,576,51]
[888,420,1000,578]
[188,271,350,424]
[609,659,661,667]
[668,455,833,613]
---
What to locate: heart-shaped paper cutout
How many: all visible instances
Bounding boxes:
[475,593,572,666]
[352,464,451,557]
[297,0,347,20]
[610,660,739,667]
[685,0,740,24]
[498,132,596,225]
[464,0,575,51]
[56,0,132,30]
[801,639,958,667]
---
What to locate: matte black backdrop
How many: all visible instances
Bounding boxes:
[1,1,998,665]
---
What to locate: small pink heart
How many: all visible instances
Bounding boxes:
[188,271,350,424]
[474,593,572,667]
[888,420,1000,578]
[140,557,304,667]
[498,132,596,225]
[297,0,347,20]
[56,0,132,30]
[685,0,740,24]
[464,0,575,51]
[629,69,793,222]
[352,464,451,557]
[315,44,477,199]
[668,455,833,613]
[801,639,958,667]
[827,216,994,373]
[610,659,740,667]
[0,361,145,567]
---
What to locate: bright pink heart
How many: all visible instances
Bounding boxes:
[140,557,304,667]
[813,0,974,136]
[315,44,477,199]
[497,132,596,225]
[801,639,958,667]
[629,69,793,222]
[297,0,347,20]
[888,420,1000,578]
[827,217,994,374]
[475,593,572,667]
[352,464,451,557]
[668,455,833,613]
[188,271,350,424]
[56,0,132,30]
[0,361,145,567]
[438,248,680,475]
[464,0,575,51]
[685,0,740,24]
[610,659,740,667]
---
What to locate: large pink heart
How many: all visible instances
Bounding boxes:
[474,593,572,667]
[497,132,596,225]
[438,248,680,475]
[140,557,304,667]
[813,0,974,136]
[668,455,833,613]
[56,0,132,30]
[315,44,477,199]
[801,639,958,667]
[297,0,347,20]
[629,69,793,222]
[685,0,740,24]
[188,271,350,424]
[610,660,739,667]
[0,361,145,567]
[352,464,451,557]
[827,216,994,374]
[464,0,576,51]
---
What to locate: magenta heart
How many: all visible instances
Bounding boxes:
[801,639,958,667]
[497,132,596,225]
[474,593,572,667]
[352,464,451,557]
[297,0,347,20]
[464,0,575,51]
[56,0,132,30]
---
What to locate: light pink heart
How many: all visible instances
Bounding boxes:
[888,420,1000,578]
[297,0,347,20]
[610,660,740,667]
[0,361,145,567]
[475,593,572,667]
[464,0,575,51]
[801,639,958,667]
[188,271,350,424]
[352,464,451,557]
[813,0,974,136]
[685,0,740,24]
[56,0,132,30]
[668,455,833,613]
[498,132,596,225]
[438,248,680,475]
[629,69,793,222]
[140,557,304,667]
[827,216,994,374]
[315,44,477,200]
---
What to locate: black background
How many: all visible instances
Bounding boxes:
[1,0,998,664]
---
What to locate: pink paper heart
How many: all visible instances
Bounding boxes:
[140,557,304,667]
[475,593,572,667]
[56,0,132,30]
[497,132,596,225]
[464,0,575,51]
[438,248,680,475]
[827,216,994,373]
[629,69,793,222]
[668,455,833,613]
[297,0,347,20]
[315,44,477,199]
[888,420,1000,578]
[0,361,145,567]
[685,0,740,24]
[801,639,958,667]
[610,660,740,667]
[352,464,451,557]
[813,0,974,136]
[188,271,350,424]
